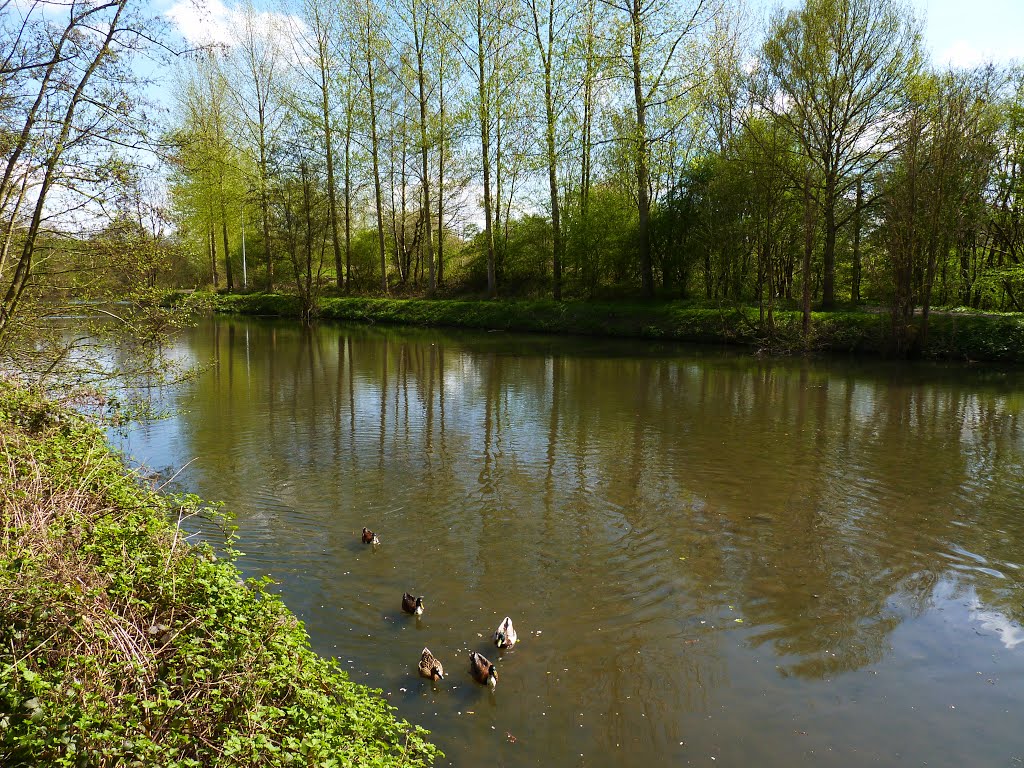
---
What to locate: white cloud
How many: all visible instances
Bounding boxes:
[937,38,1024,68]
[165,0,303,50]
[165,0,236,47]
[974,607,1024,650]
[937,40,984,68]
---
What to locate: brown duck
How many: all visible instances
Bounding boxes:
[469,650,497,688]
[402,592,424,616]
[418,648,445,681]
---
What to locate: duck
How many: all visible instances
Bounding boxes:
[493,616,518,649]
[469,650,497,688]
[402,592,424,616]
[361,527,380,546]
[418,647,444,681]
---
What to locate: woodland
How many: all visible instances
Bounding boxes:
[3,0,1024,376]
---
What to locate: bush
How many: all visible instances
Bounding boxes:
[0,383,440,768]
[206,293,1024,363]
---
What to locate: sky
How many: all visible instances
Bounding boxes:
[761,0,1024,67]
[156,0,1024,68]
[912,0,1024,66]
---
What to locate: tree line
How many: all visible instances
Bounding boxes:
[3,0,1024,369]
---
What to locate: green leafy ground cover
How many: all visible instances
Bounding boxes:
[0,383,440,767]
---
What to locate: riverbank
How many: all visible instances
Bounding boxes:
[0,383,439,766]
[204,292,1024,364]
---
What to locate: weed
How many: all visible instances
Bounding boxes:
[0,383,440,767]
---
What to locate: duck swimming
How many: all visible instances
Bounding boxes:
[402,592,424,616]
[361,527,380,546]
[418,648,444,681]
[493,616,518,649]
[469,650,497,688]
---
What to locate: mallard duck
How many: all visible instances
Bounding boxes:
[493,616,518,649]
[361,527,380,546]
[469,650,497,688]
[418,648,444,681]
[402,592,424,616]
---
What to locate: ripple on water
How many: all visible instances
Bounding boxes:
[113,318,1024,768]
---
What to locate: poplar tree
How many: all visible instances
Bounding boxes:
[292,0,346,290]
[602,0,719,298]
[228,1,287,291]
[525,0,573,299]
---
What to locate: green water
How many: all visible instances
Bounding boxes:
[116,317,1024,767]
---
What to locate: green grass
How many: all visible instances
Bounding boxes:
[205,292,1024,363]
[0,382,440,767]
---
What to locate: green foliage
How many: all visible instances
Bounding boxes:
[563,186,640,298]
[207,293,1024,363]
[0,384,440,767]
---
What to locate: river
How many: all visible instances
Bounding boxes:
[113,316,1024,767]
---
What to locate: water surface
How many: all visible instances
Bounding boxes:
[115,317,1024,767]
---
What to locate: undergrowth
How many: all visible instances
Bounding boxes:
[0,382,440,767]
[209,293,1024,363]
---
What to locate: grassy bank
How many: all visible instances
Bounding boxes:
[0,384,439,767]
[208,292,1024,364]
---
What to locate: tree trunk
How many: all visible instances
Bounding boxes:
[476,0,497,298]
[821,172,836,309]
[220,195,233,291]
[437,59,447,287]
[852,178,862,303]
[414,4,435,294]
[322,66,343,291]
[260,155,273,291]
[540,1,562,301]
[580,0,595,222]
[365,16,388,294]
[209,219,219,288]
[344,96,353,293]
[802,171,814,337]
[630,0,653,299]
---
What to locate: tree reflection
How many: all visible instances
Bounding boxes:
[173,318,1024,684]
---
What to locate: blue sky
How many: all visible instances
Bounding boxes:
[760,0,1024,66]
[913,0,1024,65]
[156,0,1024,67]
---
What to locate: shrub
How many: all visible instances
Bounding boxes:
[0,383,439,768]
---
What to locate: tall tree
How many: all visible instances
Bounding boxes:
[357,0,391,293]
[229,0,287,291]
[432,0,464,287]
[468,0,501,296]
[525,0,572,299]
[762,0,921,309]
[880,66,1002,352]
[292,0,346,290]
[174,51,243,292]
[1,0,140,343]
[0,0,200,396]
[604,0,719,298]
[400,0,438,292]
